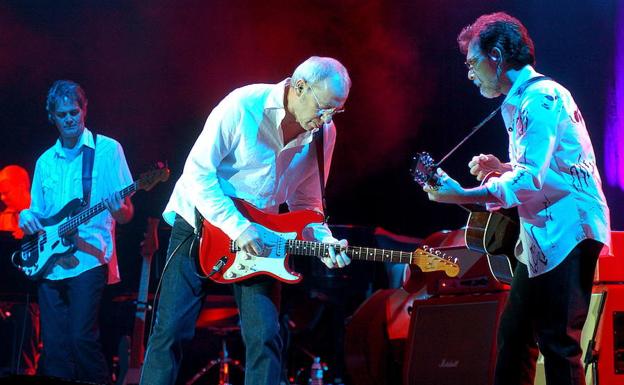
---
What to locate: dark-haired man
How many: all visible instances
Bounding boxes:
[19,80,134,383]
[423,12,611,385]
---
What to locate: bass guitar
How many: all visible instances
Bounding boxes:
[12,164,170,279]
[411,152,518,283]
[198,198,460,284]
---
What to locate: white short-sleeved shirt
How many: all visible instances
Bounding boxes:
[26,128,133,283]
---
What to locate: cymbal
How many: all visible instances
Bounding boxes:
[196,307,239,327]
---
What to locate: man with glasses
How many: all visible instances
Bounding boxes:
[422,12,610,385]
[140,56,351,385]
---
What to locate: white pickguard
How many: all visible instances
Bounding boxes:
[19,221,73,277]
[220,225,300,282]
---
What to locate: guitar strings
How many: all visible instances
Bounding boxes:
[284,239,456,264]
[19,182,138,256]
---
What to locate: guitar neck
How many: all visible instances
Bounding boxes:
[286,240,413,264]
[59,182,138,236]
[136,256,152,308]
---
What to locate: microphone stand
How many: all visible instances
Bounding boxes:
[584,290,608,385]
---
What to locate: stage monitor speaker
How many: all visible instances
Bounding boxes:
[403,292,508,385]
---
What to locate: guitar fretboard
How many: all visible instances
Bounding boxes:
[58,182,138,236]
[286,239,413,264]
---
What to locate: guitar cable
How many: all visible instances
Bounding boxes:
[145,231,194,341]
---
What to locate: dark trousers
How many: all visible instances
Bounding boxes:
[37,264,109,384]
[494,239,602,385]
[140,215,284,385]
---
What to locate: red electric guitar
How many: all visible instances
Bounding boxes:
[197,198,460,284]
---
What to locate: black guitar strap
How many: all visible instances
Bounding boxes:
[314,128,328,223]
[82,133,97,206]
[515,75,551,97]
[433,75,552,168]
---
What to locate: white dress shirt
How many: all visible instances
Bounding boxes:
[25,128,133,283]
[485,66,611,277]
[164,80,337,243]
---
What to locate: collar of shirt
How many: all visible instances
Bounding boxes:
[502,65,543,106]
[266,78,319,145]
[53,127,95,159]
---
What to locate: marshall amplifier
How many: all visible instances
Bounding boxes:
[403,292,508,385]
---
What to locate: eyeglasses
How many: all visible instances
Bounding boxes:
[307,84,345,124]
[464,53,484,71]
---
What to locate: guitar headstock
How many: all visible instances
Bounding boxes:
[412,245,460,277]
[137,162,170,192]
[410,152,440,188]
[140,217,160,260]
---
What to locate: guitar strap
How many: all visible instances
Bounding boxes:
[514,75,551,97]
[314,128,328,223]
[433,75,552,168]
[82,133,97,206]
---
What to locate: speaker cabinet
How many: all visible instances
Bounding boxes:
[403,292,508,385]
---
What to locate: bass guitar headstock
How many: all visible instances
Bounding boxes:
[140,217,160,261]
[137,161,171,192]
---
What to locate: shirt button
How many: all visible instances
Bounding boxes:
[507,127,513,132]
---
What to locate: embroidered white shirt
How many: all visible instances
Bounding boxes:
[24,129,133,283]
[164,80,337,243]
[485,66,611,277]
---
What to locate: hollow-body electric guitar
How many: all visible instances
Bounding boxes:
[12,165,170,279]
[198,198,460,284]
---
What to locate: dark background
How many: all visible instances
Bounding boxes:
[1,0,621,237]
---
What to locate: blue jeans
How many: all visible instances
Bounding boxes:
[494,239,602,385]
[140,215,284,385]
[37,264,109,384]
